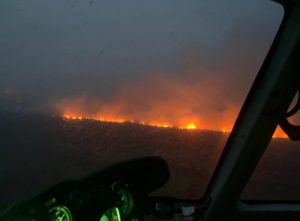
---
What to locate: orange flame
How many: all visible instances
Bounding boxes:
[273,126,288,139]
[186,122,197,129]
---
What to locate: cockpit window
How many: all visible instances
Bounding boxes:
[0,0,283,206]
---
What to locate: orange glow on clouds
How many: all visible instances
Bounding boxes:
[55,72,288,138]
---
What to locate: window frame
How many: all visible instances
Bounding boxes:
[200,1,300,220]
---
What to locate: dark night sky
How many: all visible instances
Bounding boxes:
[2,0,296,129]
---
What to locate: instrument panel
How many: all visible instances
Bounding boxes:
[3,182,134,221]
[0,157,170,221]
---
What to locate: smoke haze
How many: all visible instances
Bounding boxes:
[1,0,294,133]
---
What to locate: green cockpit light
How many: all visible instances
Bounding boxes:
[100,207,121,221]
[48,206,72,221]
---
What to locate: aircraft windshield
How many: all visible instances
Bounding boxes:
[0,0,285,207]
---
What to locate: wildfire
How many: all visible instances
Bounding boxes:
[62,113,288,138]
[56,71,289,138]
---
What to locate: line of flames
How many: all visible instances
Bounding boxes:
[62,114,232,133]
[61,114,289,138]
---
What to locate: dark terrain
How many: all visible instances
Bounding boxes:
[0,112,299,208]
